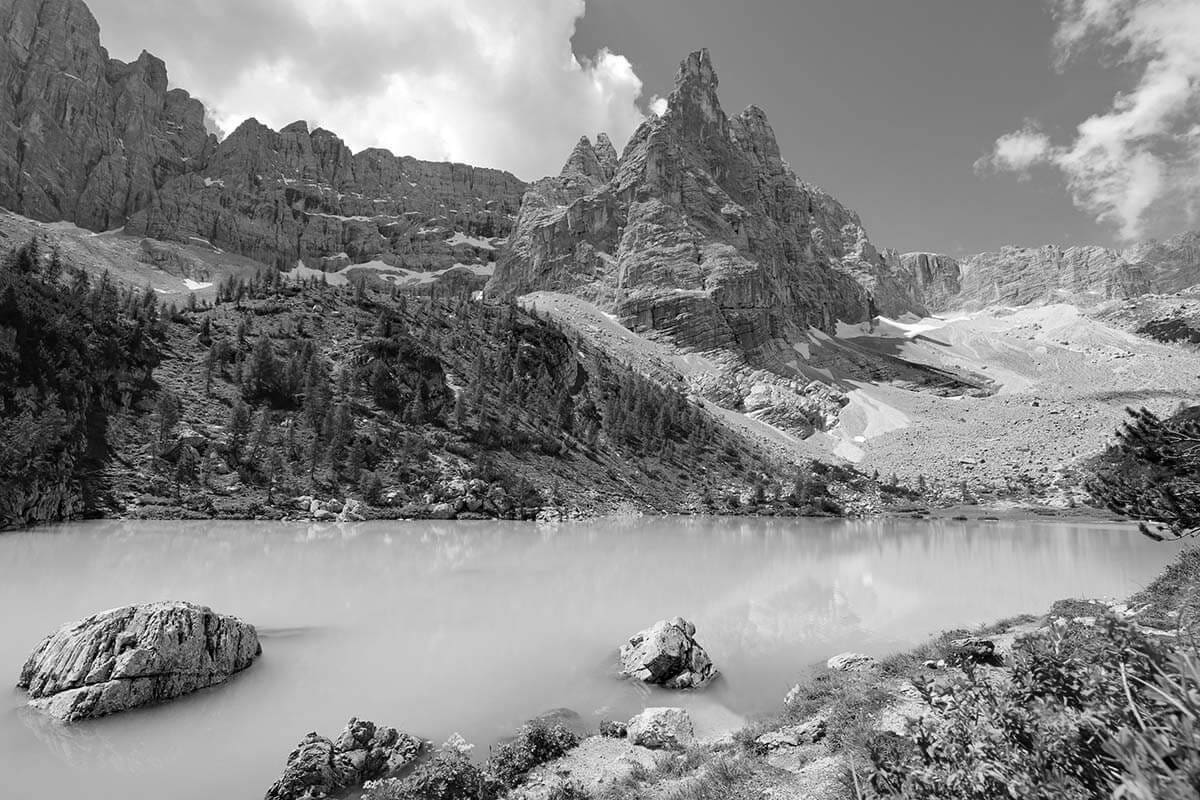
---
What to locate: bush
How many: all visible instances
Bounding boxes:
[867,616,1200,799]
[364,749,488,800]
[486,719,580,790]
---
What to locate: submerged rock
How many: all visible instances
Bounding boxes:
[18,601,260,722]
[618,617,717,689]
[627,707,694,750]
[265,717,425,800]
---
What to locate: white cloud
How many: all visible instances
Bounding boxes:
[975,122,1052,176]
[86,0,655,180]
[979,0,1200,240]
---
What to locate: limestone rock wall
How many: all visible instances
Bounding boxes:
[125,119,528,271]
[490,49,918,356]
[0,0,214,231]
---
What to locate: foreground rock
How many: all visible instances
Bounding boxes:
[18,601,260,722]
[627,707,695,750]
[619,616,717,689]
[825,652,878,672]
[265,718,425,800]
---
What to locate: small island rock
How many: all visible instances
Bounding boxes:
[619,617,717,689]
[18,601,260,722]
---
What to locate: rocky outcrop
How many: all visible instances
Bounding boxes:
[825,652,878,672]
[619,617,717,689]
[490,49,914,354]
[0,0,214,231]
[18,601,260,722]
[125,119,527,272]
[914,230,1200,312]
[626,707,695,750]
[883,251,963,314]
[0,0,526,283]
[265,717,425,800]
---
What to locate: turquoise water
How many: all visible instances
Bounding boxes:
[0,517,1184,799]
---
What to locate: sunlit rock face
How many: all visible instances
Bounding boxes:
[0,0,527,276]
[18,601,260,722]
[0,0,214,231]
[125,119,528,272]
[490,49,921,354]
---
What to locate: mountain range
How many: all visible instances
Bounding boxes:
[3,0,1200,522]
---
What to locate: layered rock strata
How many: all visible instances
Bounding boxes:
[18,601,260,722]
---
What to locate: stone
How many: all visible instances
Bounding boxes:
[626,707,694,750]
[754,717,827,750]
[18,601,260,722]
[619,618,717,689]
[947,637,1001,666]
[265,717,425,800]
[826,652,878,672]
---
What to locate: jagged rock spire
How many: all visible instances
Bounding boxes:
[560,133,617,182]
[666,48,723,126]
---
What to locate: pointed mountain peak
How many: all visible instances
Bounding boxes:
[281,120,310,135]
[674,48,718,92]
[561,135,607,182]
[665,48,724,125]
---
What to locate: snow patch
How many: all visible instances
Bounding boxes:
[182,279,213,291]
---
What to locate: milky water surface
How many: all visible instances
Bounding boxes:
[0,517,1185,799]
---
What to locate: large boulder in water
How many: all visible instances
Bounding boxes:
[18,601,260,722]
[265,717,425,800]
[618,617,717,689]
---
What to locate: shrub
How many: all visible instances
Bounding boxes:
[867,616,1200,799]
[363,749,489,800]
[486,719,580,790]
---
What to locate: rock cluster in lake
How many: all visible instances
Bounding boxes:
[18,601,260,722]
[265,717,425,800]
[619,616,717,689]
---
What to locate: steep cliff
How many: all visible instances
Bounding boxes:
[0,0,528,280]
[0,0,213,231]
[899,230,1200,313]
[125,119,527,272]
[490,49,918,356]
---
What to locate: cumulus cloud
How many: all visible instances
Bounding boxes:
[978,0,1200,240]
[975,122,1053,176]
[86,0,656,179]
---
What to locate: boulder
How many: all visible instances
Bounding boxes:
[265,717,425,800]
[627,707,694,750]
[18,601,260,722]
[619,617,717,689]
[826,652,878,672]
[754,717,827,751]
[947,637,1001,667]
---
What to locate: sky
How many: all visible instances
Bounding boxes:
[85,0,1199,256]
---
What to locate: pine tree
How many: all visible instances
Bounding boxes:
[155,390,181,455]
[174,444,199,500]
[1088,405,1200,540]
[228,400,252,465]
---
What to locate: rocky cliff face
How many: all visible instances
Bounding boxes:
[490,50,918,355]
[0,0,214,231]
[899,231,1200,313]
[883,251,963,314]
[0,0,527,279]
[125,119,527,272]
